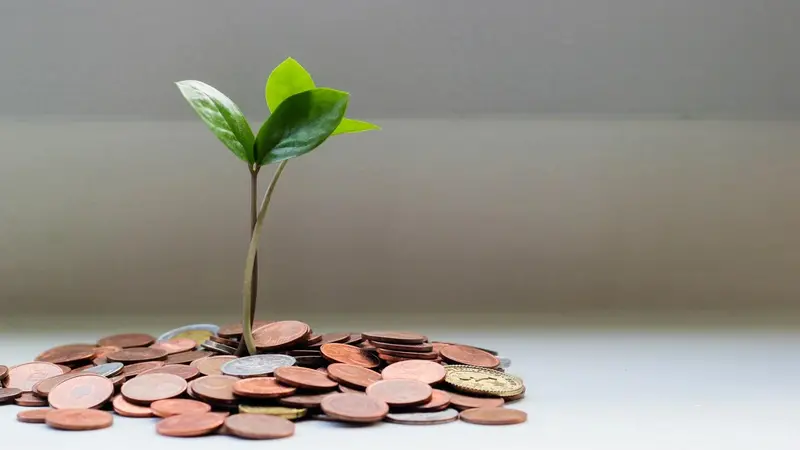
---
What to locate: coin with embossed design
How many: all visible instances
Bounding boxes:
[221,355,295,378]
[444,365,524,397]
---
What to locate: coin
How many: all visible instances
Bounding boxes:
[46,408,113,430]
[447,392,505,410]
[110,375,126,388]
[107,348,167,363]
[412,389,452,412]
[112,394,153,417]
[55,364,72,374]
[16,392,49,406]
[232,377,296,399]
[97,333,155,348]
[140,364,199,380]
[82,362,124,377]
[381,360,447,385]
[209,335,239,347]
[339,384,362,394]
[0,387,23,403]
[320,344,380,369]
[326,363,381,390]
[221,354,296,378]
[439,345,500,368]
[33,347,95,366]
[386,408,459,425]
[315,332,350,345]
[459,407,527,425]
[498,357,512,369]
[238,405,307,420]
[225,413,295,439]
[0,365,8,380]
[377,349,439,360]
[252,320,310,351]
[35,344,95,362]
[17,408,52,423]
[320,393,389,423]
[189,375,239,403]
[150,398,211,417]
[31,373,82,398]
[157,323,219,343]
[505,387,526,402]
[370,341,434,352]
[48,374,114,409]
[279,392,335,409]
[201,340,236,355]
[156,412,224,437]
[444,365,524,397]
[5,362,64,391]
[366,379,432,407]
[274,366,338,391]
[92,346,123,359]
[121,373,187,404]
[150,338,197,355]
[164,350,212,365]
[191,355,237,376]
[121,361,164,377]
[361,331,427,345]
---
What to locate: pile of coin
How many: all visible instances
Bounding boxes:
[0,321,527,438]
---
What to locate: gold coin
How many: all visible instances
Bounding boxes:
[238,405,307,420]
[174,330,213,346]
[444,365,524,398]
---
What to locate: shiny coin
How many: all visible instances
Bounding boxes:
[201,340,236,355]
[366,379,432,407]
[320,344,380,369]
[444,365,524,397]
[320,393,389,423]
[17,408,52,423]
[381,360,446,385]
[157,323,219,343]
[5,362,64,392]
[439,345,500,368]
[107,348,167,364]
[221,354,296,378]
[274,366,338,391]
[279,392,335,409]
[326,363,381,390]
[31,373,84,398]
[150,338,197,355]
[92,346,123,359]
[413,389,452,412]
[156,412,224,437]
[459,407,527,425]
[140,364,199,380]
[48,374,114,409]
[151,398,211,417]
[16,392,49,406]
[232,377,296,399]
[97,333,155,349]
[121,361,164,377]
[82,362,123,377]
[447,391,505,410]
[164,350,212,365]
[225,413,295,439]
[46,408,113,430]
[252,320,311,351]
[189,375,239,404]
[361,331,427,345]
[0,387,23,403]
[112,394,153,417]
[191,355,237,376]
[238,405,307,420]
[385,408,459,425]
[121,373,187,404]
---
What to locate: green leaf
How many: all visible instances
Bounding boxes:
[254,88,349,166]
[332,118,381,136]
[265,58,316,113]
[176,80,255,164]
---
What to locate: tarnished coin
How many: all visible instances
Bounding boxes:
[326,363,381,389]
[221,354,296,378]
[121,361,164,377]
[439,345,500,368]
[274,366,338,391]
[151,398,211,417]
[459,407,527,425]
[365,379,432,407]
[33,346,95,366]
[140,364,200,380]
[16,392,49,406]
[447,391,505,410]
[201,340,236,355]
[191,355,237,376]
[92,346,123,359]
[189,375,239,404]
[225,413,295,439]
[112,394,153,417]
[378,349,439,360]
[121,373,187,404]
[232,377,296,399]
[31,373,84,398]
[320,344,380,369]
[46,408,113,430]
[361,331,427,345]
[0,387,23,403]
[157,323,219,344]
[444,365,524,397]
[17,408,52,423]
[82,362,124,377]
[165,350,212,365]
[97,333,155,348]
[385,408,459,425]
[413,389,452,412]
[381,360,446,385]
[279,392,335,409]
[150,338,197,355]
[107,348,167,364]
[239,405,307,420]
[370,341,434,353]
[320,393,389,423]
[48,374,114,409]
[252,320,311,351]
[5,362,64,391]
[0,364,8,380]
[217,320,271,339]
[156,412,224,437]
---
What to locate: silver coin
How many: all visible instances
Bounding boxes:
[385,408,459,425]
[82,362,124,377]
[157,323,220,342]
[201,340,236,355]
[498,357,512,369]
[221,354,296,378]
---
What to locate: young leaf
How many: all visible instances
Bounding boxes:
[176,80,255,164]
[254,88,349,166]
[265,58,316,113]
[332,118,381,136]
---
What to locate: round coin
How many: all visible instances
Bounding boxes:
[150,338,197,355]
[97,333,155,348]
[378,349,439,360]
[191,355,237,376]
[386,408,459,425]
[164,350,212,365]
[16,392,49,406]
[339,384,362,394]
[217,320,271,339]
[381,360,446,385]
[92,346,123,359]
[232,377,296,399]
[444,365,524,397]
[201,340,236,355]
[326,363,381,389]
[361,331,427,345]
[31,373,84,397]
[0,387,23,403]
[459,407,527,425]
[238,405,307,420]
[140,364,199,380]
[157,412,224,437]
[225,413,295,440]
[365,379,432,407]
[33,347,95,365]
[414,389,452,411]
[221,354,296,378]
[48,374,114,409]
[82,362,124,377]
[121,361,164,377]
[112,395,153,417]
[189,375,239,403]
[150,398,211,417]
[316,332,350,345]
[447,392,505,410]
[370,341,434,352]
[320,344,380,369]
[320,393,389,423]
[279,392,335,409]
[35,344,95,361]
[252,320,310,351]
[121,373,187,404]
[17,408,52,423]
[55,365,73,374]
[209,335,239,347]
[274,366,338,391]
[106,348,167,364]
[5,362,65,391]
[157,323,219,343]
[439,345,500,368]
[46,408,113,430]
[0,365,9,380]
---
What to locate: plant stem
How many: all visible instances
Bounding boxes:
[241,160,289,355]
[235,165,260,357]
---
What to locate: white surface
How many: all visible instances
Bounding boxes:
[1,326,798,450]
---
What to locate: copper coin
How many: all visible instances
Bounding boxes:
[361,331,427,345]
[414,389,452,412]
[46,408,113,430]
[344,333,365,346]
[232,377,296,399]
[217,320,271,338]
[0,364,9,380]
[121,361,164,377]
[447,392,505,410]
[326,363,381,389]
[48,374,114,409]
[320,393,389,423]
[505,387,526,402]
[377,349,439,360]
[140,364,199,380]
[112,394,153,417]
[121,373,187,404]
[71,364,95,372]
[189,375,239,403]
[92,346,123,359]
[110,375,126,388]
[209,335,239,347]
[149,338,197,355]
[107,348,167,363]
[16,392,49,406]
[253,320,311,351]
[191,355,237,376]
[151,398,211,417]
[339,384,362,394]
[381,360,447,385]
[370,340,434,352]
[31,373,82,397]
[274,366,338,391]
[35,344,95,362]
[97,333,155,348]
[459,407,527,425]
[316,367,328,375]
[320,344,380,369]
[225,413,295,439]
[34,347,95,365]
[5,362,65,391]
[156,412,224,437]
[55,365,73,373]
[378,354,416,364]
[279,392,335,408]
[316,332,350,345]
[439,345,500,368]
[0,387,23,402]
[304,334,323,346]
[366,379,432,407]
[17,408,52,423]
[165,350,212,365]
